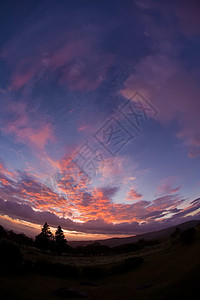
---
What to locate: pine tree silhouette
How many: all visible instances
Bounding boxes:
[35,222,54,250]
[55,226,67,253]
[41,222,54,239]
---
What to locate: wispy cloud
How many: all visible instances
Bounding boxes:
[0,158,198,235]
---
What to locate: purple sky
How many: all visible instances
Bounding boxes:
[0,0,200,239]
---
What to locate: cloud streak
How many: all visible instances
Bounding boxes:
[0,157,198,235]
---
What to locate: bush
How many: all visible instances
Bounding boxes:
[9,231,33,246]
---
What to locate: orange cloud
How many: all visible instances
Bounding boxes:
[127,188,143,201]
[0,156,194,233]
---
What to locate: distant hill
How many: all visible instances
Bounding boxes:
[69,219,200,247]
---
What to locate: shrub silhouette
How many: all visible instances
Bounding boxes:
[9,231,33,246]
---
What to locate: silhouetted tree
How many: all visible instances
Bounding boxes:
[9,231,33,246]
[35,222,54,250]
[0,225,8,239]
[55,226,67,253]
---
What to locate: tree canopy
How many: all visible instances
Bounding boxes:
[35,222,54,250]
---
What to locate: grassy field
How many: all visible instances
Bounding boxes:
[0,228,200,299]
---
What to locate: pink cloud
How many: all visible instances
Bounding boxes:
[125,0,200,158]
[28,125,54,149]
[156,177,181,196]
[1,17,114,92]
[77,124,90,132]
[98,157,124,181]
[0,99,55,151]
[11,58,40,91]
[121,54,200,158]
[0,158,198,235]
[188,148,200,159]
[127,188,143,201]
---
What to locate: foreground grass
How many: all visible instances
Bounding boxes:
[0,231,200,299]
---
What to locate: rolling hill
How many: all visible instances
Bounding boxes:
[69,219,200,247]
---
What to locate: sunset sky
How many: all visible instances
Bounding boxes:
[0,0,200,240]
